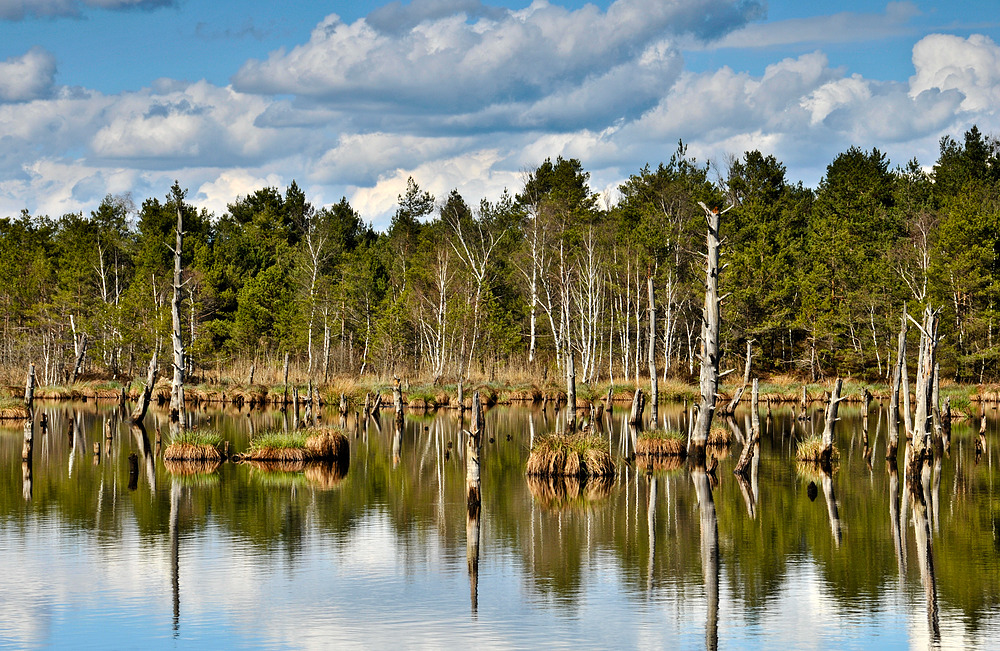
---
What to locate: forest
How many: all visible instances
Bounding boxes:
[0,126,998,388]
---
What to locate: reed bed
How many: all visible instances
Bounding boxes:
[526,433,614,478]
[163,429,225,461]
[525,475,614,509]
[636,429,687,457]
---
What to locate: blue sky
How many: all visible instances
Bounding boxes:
[2,0,1000,227]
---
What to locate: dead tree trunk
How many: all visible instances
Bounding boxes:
[820,378,844,465]
[909,306,940,473]
[629,388,645,426]
[733,379,759,476]
[393,377,404,424]
[24,362,36,409]
[467,392,483,509]
[647,271,658,423]
[690,203,724,459]
[887,314,906,460]
[71,333,89,384]
[131,350,157,424]
[169,196,185,421]
[283,353,290,406]
[722,341,752,416]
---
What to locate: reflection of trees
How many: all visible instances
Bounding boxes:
[692,465,719,651]
[909,469,940,644]
[2,402,1000,637]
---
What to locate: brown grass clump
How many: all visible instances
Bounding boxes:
[636,430,686,457]
[249,428,348,462]
[707,425,733,446]
[796,436,839,463]
[526,433,615,478]
[304,428,349,459]
[164,442,224,461]
[526,474,614,509]
[0,400,29,420]
[164,458,222,475]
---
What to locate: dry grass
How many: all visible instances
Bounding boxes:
[249,428,348,462]
[526,433,615,478]
[796,436,840,463]
[0,398,28,420]
[164,429,225,461]
[636,429,686,457]
[526,475,614,509]
[707,425,732,446]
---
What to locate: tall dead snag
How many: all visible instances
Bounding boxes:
[887,313,906,460]
[820,378,845,465]
[466,391,483,509]
[24,363,36,409]
[393,377,404,424]
[169,185,185,422]
[690,202,725,460]
[566,364,577,431]
[647,270,658,423]
[131,350,157,424]
[908,305,940,474]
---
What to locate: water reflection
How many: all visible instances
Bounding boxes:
[0,400,997,648]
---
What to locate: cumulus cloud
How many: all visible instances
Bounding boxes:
[232,0,763,131]
[0,47,56,102]
[0,0,173,20]
[910,33,1000,113]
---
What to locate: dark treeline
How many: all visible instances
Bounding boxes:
[2,127,999,385]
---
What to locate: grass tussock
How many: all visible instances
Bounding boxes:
[249,428,348,462]
[164,429,225,461]
[0,397,29,420]
[526,475,614,509]
[526,433,614,478]
[636,429,687,457]
[707,425,732,446]
[796,436,839,462]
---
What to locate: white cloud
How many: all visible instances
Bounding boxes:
[910,33,1000,113]
[232,0,762,130]
[0,47,56,102]
[196,169,286,216]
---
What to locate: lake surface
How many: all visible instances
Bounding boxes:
[1,399,998,649]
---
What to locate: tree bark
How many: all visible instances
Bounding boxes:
[169,199,185,421]
[647,272,658,423]
[821,378,844,464]
[691,203,723,459]
[130,350,157,424]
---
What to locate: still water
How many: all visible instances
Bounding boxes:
[1,400,998,649]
